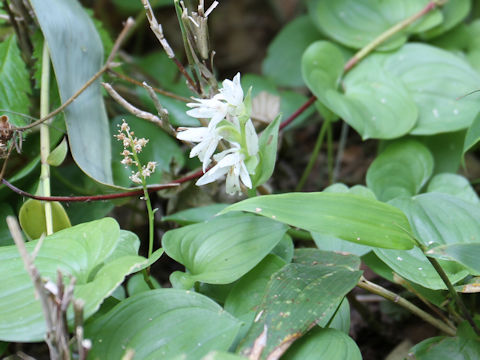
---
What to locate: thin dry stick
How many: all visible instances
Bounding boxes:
[357,276,456,336]
[15,17,136,132]
[141,0,198,92]
[102,82,163,126]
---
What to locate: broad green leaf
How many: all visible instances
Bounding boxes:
[30,0,113,184]
[237,249,362,358]
[111,115,184,186]
[47,137,68,166]
[164,213,288,288]
[0,35,31,127]
[126,273,161,296]
[421,0,471,39]
[262,16,322,87]
[302,41,417,139]
[0,205,14,246]
[162,204,228,225]
[271,234,294,263]
[251,114,281,188]
[324,183,376,199]
[225,254,287,345]
[85,289,241,360]
[0,218,147,341]
[366,139,434,201]
[464,111,480,153]
[455,277,480,293]
[417,130,465,174]
[221,192,415,250]
[201,352,247,360]
[328,297,350,334]
[19,199,71,239]
[283,328,361,360]
[365,43,480,135]
[427,243,480,275]
[312,233,371,257]
[410,333,480,360]
[375,193,479,289]
[427,173,479,204]
[307,0,441,51]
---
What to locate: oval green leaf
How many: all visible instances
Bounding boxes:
[221,192,415,250]
[307,0,441,51]
[19,199,71,239]
[0,218,147,341]
[283,328,361,360]
[162,204,229,226]
[85,289,241,360]
[427,173,479,204]
[163,213,288,286]
[427,243,480,275]
[366,139,434,202]
[47,137,68,167]
[302,41,418,139]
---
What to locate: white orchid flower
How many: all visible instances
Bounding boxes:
[217,73,244,107]
[196,145,252,195]
[244,119,259,156]
[176,126,223,171]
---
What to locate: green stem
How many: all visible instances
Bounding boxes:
[343,1,442,72]
[295,120,329,191]
[358,276,456,336]
[39,41,53,235]
[326,121,333,184]
[427,256,480,336]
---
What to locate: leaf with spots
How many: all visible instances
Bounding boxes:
[236,249,362,359]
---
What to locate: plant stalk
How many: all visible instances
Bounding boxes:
[358,276,456,336]
[39,42,53,235]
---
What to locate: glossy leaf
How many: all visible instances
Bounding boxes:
[427,173,479,204]
[164,213,288,288]
[365,43,480,135]
[0,218,147,341]
[283,328,361,360]
[162,204,228,225]
[427,243,480,275]
[262,16,322,87]
[0,35,31,127]
[237,249,362,358]
[86,289,241,360]
[410,332,480,360]
[464,111,480,153]
[30,0,113,183]
[19,199,71,239]
[302,41,417,139]
[328,298,350,334]
[366,139,434,201]
[47,137,68,166]
[271,234,294,263]
[307,0,440,51]
[417,130,465,174]
[252,114,281,188]
[375,193,480,289]
[221,192,415,250]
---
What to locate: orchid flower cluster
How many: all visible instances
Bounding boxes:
[115,120,157,185]
[177,73,260,195]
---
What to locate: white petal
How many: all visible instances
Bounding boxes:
[226,167,241,195]
[220,73,244,106]
[176,127,209,142]
[196,165,229,186]
[239,160,252,188]
[244,119,259,156]
[216,152,241,168]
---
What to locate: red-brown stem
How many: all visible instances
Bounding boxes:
[1,168,206,202]
[172,57,200,93]
[279,95,317,130]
